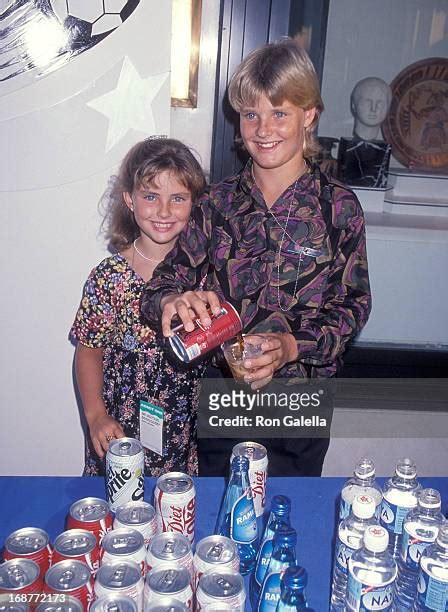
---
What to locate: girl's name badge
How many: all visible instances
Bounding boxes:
[139,400,164,456]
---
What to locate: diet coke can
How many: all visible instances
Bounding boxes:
[52,529,100,575]
[154,473,195,543]
[35,596,83,612]
[94,560,143,610]
[114,501,157,547]
[44,559,94,610]
[144,567,192,610]
[193,535,240,589]
[144,598,187,612]
[231,441,268,517]
[106,438,144,511]
[196,569,245,611]
[168,301,242,363]
[101,528,146,576]
[90,594,138,611]
[67,497,113,545]
[4,527,52,576]
[0,558,43,597]
[146,533,193,577]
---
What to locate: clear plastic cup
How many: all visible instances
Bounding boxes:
[221,334,265,384]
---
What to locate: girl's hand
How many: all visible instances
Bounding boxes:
[242,332,298,390]
[161,291,222,337]
[88,414,125,458]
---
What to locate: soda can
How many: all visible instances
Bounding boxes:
[168,301,242,363]
[106,437,145,511]
[145,597,188,611]
[154,473,195,543]
[3,527,52,576]
[0,595,30,612]
[66,496,113,545]
[146,532,193,577]
[35,596,83,611]
[94,560,143,610]
[101,528,146,576]
[144,567,192,610]
[0,558,43,596]
[114,501,158,547]
[90,594,138,612]
[193,535,240,589]
[52,528,101,575]
[44,559,94,610]
[231,441,268,517]
[196,569,245,611]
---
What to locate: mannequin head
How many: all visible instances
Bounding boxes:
[351,77,392,140]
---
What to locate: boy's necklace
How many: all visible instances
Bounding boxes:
[133,238,163,264]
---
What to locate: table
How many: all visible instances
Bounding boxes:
[1,476,447,610]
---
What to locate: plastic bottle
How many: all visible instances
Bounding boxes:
[413,524,448,612]
[395,488,446,609]
[330,493,378,611]
[276,565,315,611]
[380,458,421,560]
[339,458,383,521]
[346,525,397,612]
[257,526,297,611]
[214,455,258,575]
[251,495,292,607]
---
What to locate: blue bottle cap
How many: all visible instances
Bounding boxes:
[273,525,297,547]
[271,495,291,516]
[231,455,249,471]
[282,565,308,589]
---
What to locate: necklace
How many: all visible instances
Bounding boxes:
[133,239,163,264]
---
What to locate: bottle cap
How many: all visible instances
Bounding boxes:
[354,458,375,480]
[436,525,448,549]
[271,495,291,517]
[281,565,307,590]
[395,458,417,479]
[418,488,441,510]
[364,526,389,552]
[352,494,375,519]
[273,525,297,547]
[231,455,249,472]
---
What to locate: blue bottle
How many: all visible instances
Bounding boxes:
[214,455,258,575]
[276,565,316,611]
[257,525,297,611]
[252,495,292,606]
[414,524,448,611]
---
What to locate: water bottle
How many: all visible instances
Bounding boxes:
[395,488,446,609]
[346,525,397,612]
[251,495,292,606]
[414,524,448,611]
[258,526,297,611]
[380,458,421,560]
[339,458,383,521]
[330,493,378,611]
[215,455,258,575]
[276,565,315,611]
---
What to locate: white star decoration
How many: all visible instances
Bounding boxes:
[87,56,169,152]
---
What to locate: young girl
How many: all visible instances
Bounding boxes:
[70,138,206,476]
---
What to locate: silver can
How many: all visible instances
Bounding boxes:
[53,528,101,574]
[106,437,145,511]
[45,560,94,609]
[114,501,158,547]
[0,597,30,612]
[101,528,146,575]
[196,569,245,611]
[94,560,144,610]
[193,535,240,589]
[231,441,268,517]
[154,473,195,543]
[144,597,188,612]
[146,532,193,577]
[144,567,192,610]
[35,596,83,612]
[90,594,138,611]
[0,558,41,593]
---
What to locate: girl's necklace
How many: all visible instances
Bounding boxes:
[133,238,163,264]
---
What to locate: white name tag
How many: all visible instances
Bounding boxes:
[139,400,164,456]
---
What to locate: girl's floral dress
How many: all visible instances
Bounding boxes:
[70,254,205,476]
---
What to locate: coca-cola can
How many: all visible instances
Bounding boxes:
[66,497,113,545]
[196,569,245,611]
[106,437,145,511]
[146,532,193,577]
[168,301,242,363]
[154,473,195,543]
[101,528,146,576]
[144,598,188,612]
[94,560,143,610]
[90,594,138,611]
[193,535,240,589]
[3,527,52,577]
[144,567,192,610]
[52,529,101,575]
[114,501,157,547]
[0,558,43,597]
[0,597,30,612]
[35,596,83,612]
[44,559,94,610]
[231,441,268,517]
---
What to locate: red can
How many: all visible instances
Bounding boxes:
[52,528,101,575]
[3,527,52,576]
[0,558,43,598]
[168,301,242,362]
[66,497,113,545]
[44,559,94,610]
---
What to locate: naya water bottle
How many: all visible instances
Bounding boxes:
[330,493,377,611]
[215,455,258,575]
[414,524,448,611]
[380,458,421,561]
[339,458,383,521]
[276,565,315,611]
[251,495,292,607]
[395,488,446,609]
[346,525,397,612]
[257,526,297,612]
